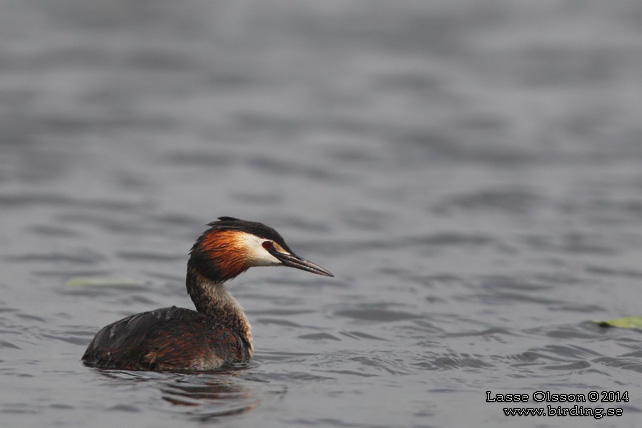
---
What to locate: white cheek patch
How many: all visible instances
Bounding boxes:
[241,233,283,266]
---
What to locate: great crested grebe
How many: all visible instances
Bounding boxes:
[82,217,333,371]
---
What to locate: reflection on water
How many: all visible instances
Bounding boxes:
[94,368,280,421]
[2,0,642,427]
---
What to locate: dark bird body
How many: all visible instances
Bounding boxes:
[82,307,252,371]
[82,217,333,372]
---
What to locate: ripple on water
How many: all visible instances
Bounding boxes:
[107,404,140,412]
[303,350,412,377]
[334,306,421,322]
[164,150,237,167]
[338,331,389,341]
[585,264,642,279]
[327,232,494,254]
[0,340,20,350]
[255,318,303,328]
[543,361,592,371]
[0,193,72,208]
[5,251,105,265]
[246,155,351,183]
[522,233,618,255]
[594,356,642,373]
[28,224,81,237]
[430,355,495,371]
[436,187,543,215]
[298,333,341,341]
[86,368,286,421]
[115,251,185,262]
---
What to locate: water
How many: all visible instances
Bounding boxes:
[2,1,642,427]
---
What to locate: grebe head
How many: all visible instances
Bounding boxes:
[189,216,334,283]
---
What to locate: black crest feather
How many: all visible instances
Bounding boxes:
[206,217,293,254]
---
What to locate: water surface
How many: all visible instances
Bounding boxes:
[2,1,642,427]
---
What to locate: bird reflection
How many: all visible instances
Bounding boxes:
[92,366,285,421]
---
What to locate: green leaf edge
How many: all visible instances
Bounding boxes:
[593,316,642,329]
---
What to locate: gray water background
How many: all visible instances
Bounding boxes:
[2,1,642,427]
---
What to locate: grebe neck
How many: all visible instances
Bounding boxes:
[186,268,253,352]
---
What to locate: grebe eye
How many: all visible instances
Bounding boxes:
[262,241,273,250]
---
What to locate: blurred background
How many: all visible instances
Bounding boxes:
[2,1,642,427]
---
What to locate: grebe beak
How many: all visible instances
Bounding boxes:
[272,251,334,277]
